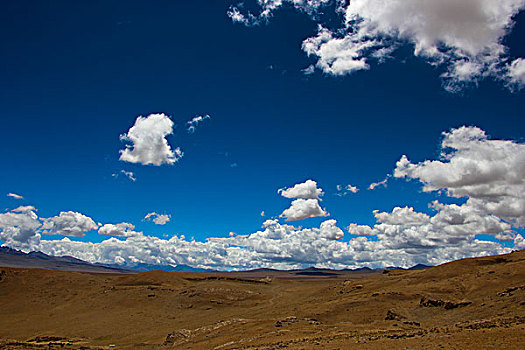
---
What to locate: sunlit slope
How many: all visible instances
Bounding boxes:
[0,250,524,349]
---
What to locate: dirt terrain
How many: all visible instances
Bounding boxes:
[1,250,524,349]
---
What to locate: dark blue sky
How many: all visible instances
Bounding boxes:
[1,1,524,245]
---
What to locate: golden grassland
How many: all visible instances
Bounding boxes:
[1,250,524,349]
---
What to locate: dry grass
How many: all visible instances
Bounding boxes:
[1,250,525,349]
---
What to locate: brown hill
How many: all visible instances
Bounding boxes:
[1,250,524,349]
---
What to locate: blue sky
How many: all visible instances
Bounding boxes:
[1,1,525,269]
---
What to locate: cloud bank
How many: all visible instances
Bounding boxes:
[11,211,513,270]
[229,0,525,91]
[0,201,518,270]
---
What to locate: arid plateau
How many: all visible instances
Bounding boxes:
[1,250,525,349]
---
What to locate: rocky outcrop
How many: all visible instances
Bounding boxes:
[420,296,472,309]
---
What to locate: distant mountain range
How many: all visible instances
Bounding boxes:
[0,247,212,273]
[0,247,133,273]
[0,246,432,274]
[105,262,210,273]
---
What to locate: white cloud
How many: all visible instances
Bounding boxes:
[227,6,257,26]
[319,219,344,240]
[374,206,430,226]
[144,212,171,225]
[0,207,41,250]
[280,198,328,221]
[112,170,136,182]
[228,0,331,26]
[368,176,390,190]
[302,64,316,75]
[186,114,210,133]
[99,223,141,237]
[41,211,99,237]
[515,234,525,250]
[7,193,23,199]
[34,211,510,271]
[0,204,516,271]
[122,170,136,181]
[229,0,525,90]
[346,185,359,193]
[302,26,372,75]
[394,126,525,227]
[509,58,525,86]
[336,184,359,196]
[11,206,36,213]
[347,223,376,236]
[495,231,517,242]
[369,200,514,252]
[119,113,183,166]
[278,179,324,200]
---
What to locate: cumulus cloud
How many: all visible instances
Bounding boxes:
[302,26,372,75]
[515,234,525,250]
[99,223,141,237]
[41,211,99,237]
[373,201,514,250]
[0,207,40,250]
[0,203,517,271]
[0,207,131,250]
[495,231,517,242]
[347,223,376,236]
[394,126,525,227]
[144,212,171,225]
[34,211,510,271]
[229,0,525,90]
[7,193,23,199]
[319,219,344,240]
[278,179,324,200]
[119,113,183,166]
[280,198,328,221]
[374,206,430,226]
[186,114,210,133]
